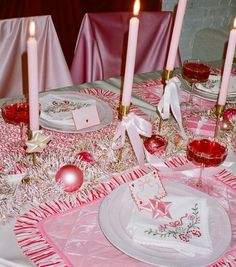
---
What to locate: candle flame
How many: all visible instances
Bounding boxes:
[234,17,236,28]
[29,21,35,37]
[133,0,140,16]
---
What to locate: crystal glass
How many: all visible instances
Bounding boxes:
[1,97,29,146]
[187,138,227,191]
[181,59,210,111]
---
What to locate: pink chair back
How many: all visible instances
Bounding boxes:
[71,12,181,85]
[0,15,73,98]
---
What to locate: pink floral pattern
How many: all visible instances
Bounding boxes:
[144,203,201,243]
[45,99,86,114]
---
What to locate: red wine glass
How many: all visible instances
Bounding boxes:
[1,97,29,146]
[181,59,210,112]
[187,138,227,191]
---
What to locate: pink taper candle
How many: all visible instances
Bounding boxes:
[166,0,188,71]
[121,0,140,107]
[218,18,236,105]
[27,20,39,131]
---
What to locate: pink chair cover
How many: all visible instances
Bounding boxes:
[71,12,182,85]
[0,15,73,98]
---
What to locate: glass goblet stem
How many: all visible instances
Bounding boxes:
[196,163,204,188]
[188,82,194,105]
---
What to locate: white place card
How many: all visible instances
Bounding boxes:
[72,105,100,130]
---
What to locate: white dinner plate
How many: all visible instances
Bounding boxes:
[39,90,113,133]
[179,75,236,103]
[99,180,231,267]
[195,75,236,96]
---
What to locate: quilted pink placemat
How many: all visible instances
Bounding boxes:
[15,160,236,267]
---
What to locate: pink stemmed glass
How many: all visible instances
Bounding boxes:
[1,98,29,146]
[181,59,210,112]
[187,138,227,190]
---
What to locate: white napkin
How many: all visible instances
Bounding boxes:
[195,75,236,95]
[40,94,96,127]
[127,195,212,257]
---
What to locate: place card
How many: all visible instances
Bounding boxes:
[72,105,100,130]
[129,171,167,211]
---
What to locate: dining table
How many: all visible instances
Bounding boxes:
[0,62,236,267]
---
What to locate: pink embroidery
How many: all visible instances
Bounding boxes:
[167,213,188,227]
[144,203,202,243]
[137,176,152,191]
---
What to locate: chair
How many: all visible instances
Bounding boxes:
[71,12,182,85]
[0,15,73,98]
[192,28,228,62]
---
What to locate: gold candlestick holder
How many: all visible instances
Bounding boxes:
[117,104,130,161]
[158,69,174,132]
[119,104,130,120]
[214,104,225,138]
[28,129,37,165]
[162,69,174,83]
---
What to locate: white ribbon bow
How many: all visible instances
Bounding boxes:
[157,77,187,139]
[26,130,52,153]
[196,116,207,135]
[112,113,152,168]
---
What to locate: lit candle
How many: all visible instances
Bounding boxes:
[166,0,188,71]
[27,20,39,131]
[121,0,140,107]
[218,18,236,105]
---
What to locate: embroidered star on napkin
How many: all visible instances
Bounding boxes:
[142,197,172,219]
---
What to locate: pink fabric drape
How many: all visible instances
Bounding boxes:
[0,15,72,98]
[71,11,181,85]
[0,0,162,70]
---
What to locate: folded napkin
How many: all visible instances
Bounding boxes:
[40,94,96,127]
[195,75,236,95]
[127,194,212,257]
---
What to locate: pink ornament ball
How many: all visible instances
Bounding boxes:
[223,108,236,123]
[55,164,84,192]
[77,151,94,163]
[144,134,167,155]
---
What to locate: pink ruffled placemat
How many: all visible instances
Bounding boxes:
[132,78,215,111]
[15,160,236,267]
